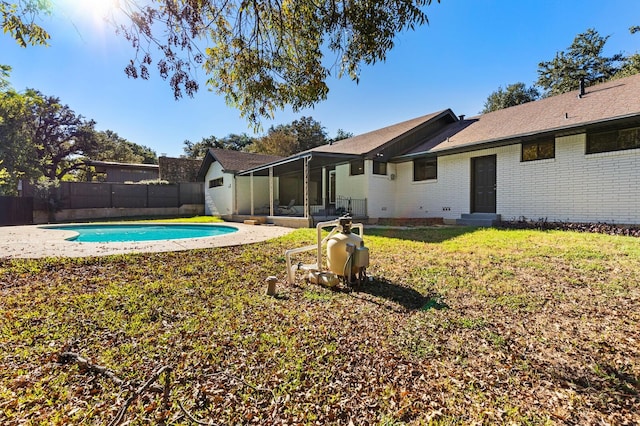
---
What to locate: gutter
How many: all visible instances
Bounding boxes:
[236,151,361,176]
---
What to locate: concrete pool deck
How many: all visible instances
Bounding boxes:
[0,222,295,259]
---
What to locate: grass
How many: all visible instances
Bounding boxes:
[0,226,639,424]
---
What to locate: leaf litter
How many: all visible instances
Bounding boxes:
[0,227,638,424]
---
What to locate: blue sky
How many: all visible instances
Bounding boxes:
[3,0,640,158]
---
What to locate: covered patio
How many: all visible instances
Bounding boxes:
[232,152,366,227]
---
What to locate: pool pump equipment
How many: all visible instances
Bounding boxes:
[285,214,369,287]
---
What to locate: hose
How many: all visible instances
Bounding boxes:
[342,252,354,286]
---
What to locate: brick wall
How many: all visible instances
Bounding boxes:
[497,133,640,224]
[389,133,640,225]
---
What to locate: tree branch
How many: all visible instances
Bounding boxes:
[108,365,173,426]
[57,351,165,393]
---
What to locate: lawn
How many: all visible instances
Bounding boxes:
[1,226,639,425]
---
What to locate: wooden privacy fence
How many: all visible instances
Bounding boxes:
[0,196,33,226]
[23,182,204,210]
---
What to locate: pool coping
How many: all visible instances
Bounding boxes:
[0,222,295,259]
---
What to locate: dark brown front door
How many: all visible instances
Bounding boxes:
[471,155,496,213]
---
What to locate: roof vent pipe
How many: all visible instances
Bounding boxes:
[578,77,585,98]
[459,114,465,121]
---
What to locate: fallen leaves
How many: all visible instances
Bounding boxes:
[0,228,639,424]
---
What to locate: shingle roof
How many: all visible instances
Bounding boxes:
[208,149,283,173]
[197,148,284,179]
[309,110,450,155]
[84,160,159,169]
[408,74,640,155]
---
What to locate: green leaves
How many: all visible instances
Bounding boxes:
[484,26,640,112]
[115,0,440,128]
[4,0,441,127]
[249,116,328,156]
[481,82,540,114]
[0,87,43,194]
[1,1,51,47]
[536,28,625,95]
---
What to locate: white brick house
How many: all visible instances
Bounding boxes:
[201,74,640,226]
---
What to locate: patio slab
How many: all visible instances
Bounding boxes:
[0,222,295,259]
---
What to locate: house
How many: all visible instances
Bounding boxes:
[197,149,283,217]
[200,73,640,227]
[84,160,159,182]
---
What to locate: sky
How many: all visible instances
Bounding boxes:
[3,0,640,158]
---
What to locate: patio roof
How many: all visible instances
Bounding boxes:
[236,151,361,176]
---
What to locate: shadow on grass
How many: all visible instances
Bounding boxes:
[351,277,449,312]
[555,363,640,397]
[365,225,476,244]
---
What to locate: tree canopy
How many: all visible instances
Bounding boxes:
[483,27,640,113]
[481,83,540,114]
[118,0,439,126]
[1,0,50,47]
[249,116,328,156]
[29,92,99,180]
[0,160,9,186]
[614,53,640,80]
[0,87,42,194]
[183,117,349,158]
[536,28,625,96]
[2,0,440,127]
[183,133,255,158]
[330,129,355,143]
[0,69,158,192]
[88,130,157,165]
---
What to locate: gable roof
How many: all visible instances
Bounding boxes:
[197,149,283,179]
[404,73,640,157]
[234,110,458,176]
[309,110,456,158]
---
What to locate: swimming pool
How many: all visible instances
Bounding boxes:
[45,224,239,243]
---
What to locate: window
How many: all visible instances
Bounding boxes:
[209,177,223,188]
[521,139,555,161]
[587,126,640,154]
[350,159,364,175]
[373,160,387,175]
[413,158,437,181]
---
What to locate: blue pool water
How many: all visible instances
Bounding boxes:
[45,224,238,243]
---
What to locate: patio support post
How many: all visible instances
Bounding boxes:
[304,156,310,219]
[250,172,254,215]
[269,167,274,216]
[322,167,327,213]
[233,176,237,214]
